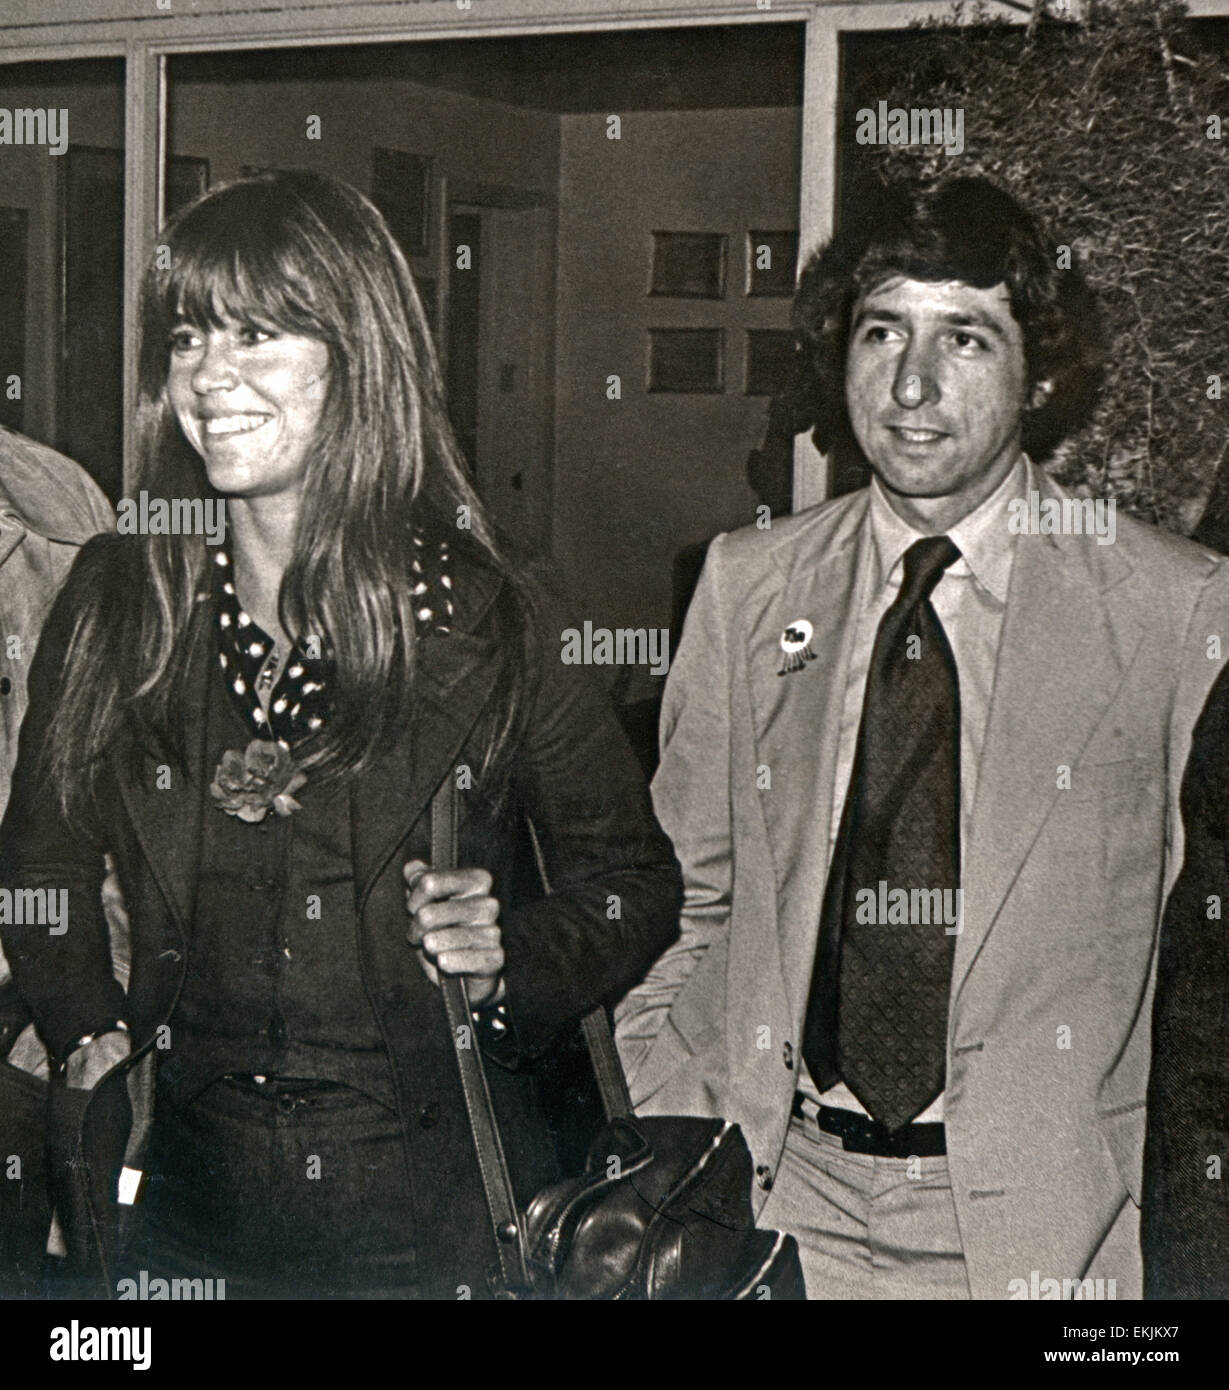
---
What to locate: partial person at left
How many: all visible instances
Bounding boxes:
[0,427,115,1297]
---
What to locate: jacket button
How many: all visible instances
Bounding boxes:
[782,1041,794,1069]
[755,1164,773,1192]
[419,1101,440,1129]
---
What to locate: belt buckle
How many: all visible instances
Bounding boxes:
[816,1103,865,1151]
[820,1104,899,1156]
[841,1117,882,1156]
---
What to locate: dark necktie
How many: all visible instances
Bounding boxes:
[802,535,962,1133]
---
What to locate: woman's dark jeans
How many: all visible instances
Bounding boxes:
[120,1076,419,1299]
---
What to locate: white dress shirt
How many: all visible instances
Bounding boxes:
[801,454,1026,1123]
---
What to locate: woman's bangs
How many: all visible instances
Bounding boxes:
[163,216,323,339]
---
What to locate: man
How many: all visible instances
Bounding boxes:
[0,425,113,1293]
[616,177,1229,1299]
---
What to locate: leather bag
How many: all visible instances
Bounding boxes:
[430,779,806,1300]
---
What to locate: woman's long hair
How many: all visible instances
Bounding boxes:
[45,170,536,823]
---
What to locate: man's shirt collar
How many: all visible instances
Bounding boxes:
[867,453,1026,606]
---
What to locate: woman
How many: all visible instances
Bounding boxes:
[0,170,680,1299]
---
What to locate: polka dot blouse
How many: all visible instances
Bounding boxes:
[211,532,455,749]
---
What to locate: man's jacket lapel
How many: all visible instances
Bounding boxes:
[744,494,871,1024]
[955,471,1141,998]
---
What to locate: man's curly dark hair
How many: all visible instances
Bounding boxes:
[786,175,1107,470]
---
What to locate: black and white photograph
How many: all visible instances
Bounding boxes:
[0,0,1226,1369]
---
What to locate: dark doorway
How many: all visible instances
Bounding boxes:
[57,145,124,502]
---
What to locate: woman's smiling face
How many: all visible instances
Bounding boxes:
[166,313,331,504]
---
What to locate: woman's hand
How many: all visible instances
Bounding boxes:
[403,861,506,1009]
[64,1028,131,1090]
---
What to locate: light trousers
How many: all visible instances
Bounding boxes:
[757,1113,971,1299]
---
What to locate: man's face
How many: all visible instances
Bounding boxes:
[845,275,1035,529]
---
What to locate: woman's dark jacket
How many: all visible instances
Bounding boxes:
[0,535,682,1298]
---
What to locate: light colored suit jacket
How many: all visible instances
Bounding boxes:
[616,461,1229,1300]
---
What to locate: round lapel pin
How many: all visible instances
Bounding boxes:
[779,618,817,676]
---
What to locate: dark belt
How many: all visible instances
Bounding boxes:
[792,1092,946,1158]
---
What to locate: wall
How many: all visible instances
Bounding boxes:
[553,106,801,640]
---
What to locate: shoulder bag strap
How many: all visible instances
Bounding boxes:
[430,777,531,1296]
[580,1007,633,1122]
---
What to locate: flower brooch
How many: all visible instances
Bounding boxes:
[210,739,307,823]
